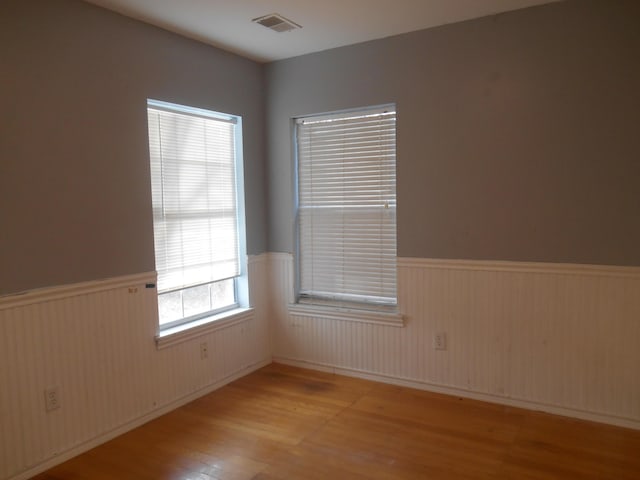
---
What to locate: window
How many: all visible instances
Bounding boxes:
[295,106,397,311]
[147,99,246,330]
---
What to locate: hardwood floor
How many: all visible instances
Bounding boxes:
[33,363,640,479]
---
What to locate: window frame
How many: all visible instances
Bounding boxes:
[293,105,399,314]
[146,99,248,333]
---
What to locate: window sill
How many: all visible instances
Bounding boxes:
[155,307,254,349]
[288,303,404,327]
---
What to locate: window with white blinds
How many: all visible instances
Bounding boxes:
[296,106,397,309]
[147,99,244,328]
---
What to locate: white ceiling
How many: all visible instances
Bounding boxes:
[83,0,560,63]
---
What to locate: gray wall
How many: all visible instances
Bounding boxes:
[0,0,267,295]
[266,0,640,266]
[2,0,639,296]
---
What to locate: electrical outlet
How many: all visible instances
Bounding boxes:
[200,342,208,360]
[44,387,60,412]
[433,332,447,351]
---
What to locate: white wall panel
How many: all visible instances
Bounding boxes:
[2,252,638,480]
[270,254,640,429]
[0,255,271,480]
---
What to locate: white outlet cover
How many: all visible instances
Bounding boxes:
[434,332,447,350]
[44,387,60,412]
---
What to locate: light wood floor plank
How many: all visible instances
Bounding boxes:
[31,363,640,479]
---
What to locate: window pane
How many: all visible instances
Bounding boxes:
[182,284,212,318]
[158,291,183,326]
[211,278,235,310]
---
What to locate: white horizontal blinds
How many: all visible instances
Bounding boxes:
[297,108,397,306]
[148,105,239,293]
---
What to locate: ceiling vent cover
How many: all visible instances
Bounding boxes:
[252,13,302,33]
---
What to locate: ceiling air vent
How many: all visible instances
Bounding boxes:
[252,13,302,33]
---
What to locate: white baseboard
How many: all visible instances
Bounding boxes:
[11,359,271,480]
[273,356,640,431]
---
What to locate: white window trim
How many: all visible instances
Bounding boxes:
[287,302,403,327]
[155,306,254,349]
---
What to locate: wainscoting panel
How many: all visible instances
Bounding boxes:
[270,254,640,429]
[0,255,271,480]
[3,253,639,479]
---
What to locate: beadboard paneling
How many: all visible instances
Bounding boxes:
[0,255,271,480]
[270,254,640,429]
